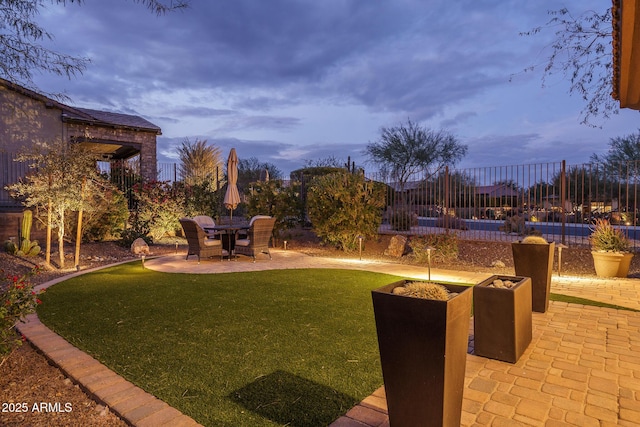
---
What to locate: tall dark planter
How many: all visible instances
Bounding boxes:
[511,242,555,313]
[473,275,532,363]
[371,281,472,427]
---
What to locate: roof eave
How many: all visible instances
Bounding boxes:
[613,0,640,109]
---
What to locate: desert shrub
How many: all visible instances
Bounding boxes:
[1,267,42,361]
[3,240,17,254]
[245,180,303,242]
[129,181,187,241]
[409,232,459,263]
[307,171,385,251]
[590,218,630,252]
[388,209,417,231]
[434,215,468,230]
[119,218,152,248]
[500,214,541,236]
[184,180,225,219]
[67,186,129,242]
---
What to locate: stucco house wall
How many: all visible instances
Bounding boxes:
[0,78,162,242]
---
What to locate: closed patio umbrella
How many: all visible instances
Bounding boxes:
[224,148,241,223]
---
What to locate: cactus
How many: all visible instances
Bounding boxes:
[16,210,41,257]
[392,282,450,300]
[21,210,32,240]
[521,235,548,244]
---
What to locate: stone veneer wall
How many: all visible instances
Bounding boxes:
[66,123,158,182]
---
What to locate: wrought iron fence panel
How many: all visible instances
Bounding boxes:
[6,152,640,249]
[0,152,30,210]
[371,161,640,249]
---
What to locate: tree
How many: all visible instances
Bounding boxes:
[591,130,640,165]
[178,138,223,187]
[366,119,467,192]
[6,140,113,268]
[0,0,189,91]
[590,130,640,182]
[520,7,617,126]
[238,157,283,191]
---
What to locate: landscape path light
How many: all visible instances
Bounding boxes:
[426,246,434,280]
[556,243,568,276]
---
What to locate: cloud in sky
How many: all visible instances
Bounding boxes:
[31,0,640,177]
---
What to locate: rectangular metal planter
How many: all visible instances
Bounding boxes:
[511,242,554,313]
[371,280,472,427]
[473,275,532,363]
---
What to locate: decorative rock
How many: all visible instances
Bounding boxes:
[384,235,407,258]
[487,278,515,289]
[491,260,506,268]
[131,237,149,255]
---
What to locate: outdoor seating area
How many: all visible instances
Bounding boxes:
[180,214,276,263]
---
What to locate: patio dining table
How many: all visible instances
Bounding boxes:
[205,224,249,260]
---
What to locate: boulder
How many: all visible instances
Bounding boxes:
[131,238,150,255]
[384,235,407,258]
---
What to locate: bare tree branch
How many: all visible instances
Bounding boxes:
[517,7,618,127]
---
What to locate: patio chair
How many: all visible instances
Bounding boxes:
[179,218,225,263]
[234,216,276,262]
[236,215,271,239]
[192,215,220,238]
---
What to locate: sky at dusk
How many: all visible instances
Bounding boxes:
[30,0,640,177]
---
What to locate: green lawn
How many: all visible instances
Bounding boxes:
[37,265,405,427]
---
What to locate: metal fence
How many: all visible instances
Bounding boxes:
[0,152,29,211]
[372,161,640,248]
[5,154,640,248]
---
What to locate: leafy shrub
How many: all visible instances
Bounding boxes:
[119,219,153,248]
[409,232,459,263]
[1,267,42,360]
[130,181,187,241]
[307,171,385,251]
[245,180,303,242]
[185,181,224,219]
[68,186,129,242]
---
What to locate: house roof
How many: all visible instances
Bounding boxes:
[612,0,640,109]
[64,108,161,134]
[475,184,518,198]
[0,77,161,134]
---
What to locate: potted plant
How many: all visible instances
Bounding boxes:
[371,280,472,427]
[473,275,532,363]
[511,235,555,313]
[590,218,634,277]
